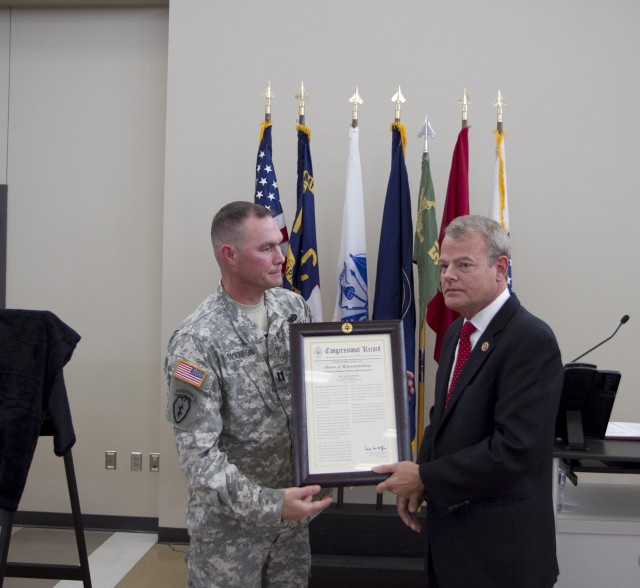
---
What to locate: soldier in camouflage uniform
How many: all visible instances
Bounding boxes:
[165,201,332,587]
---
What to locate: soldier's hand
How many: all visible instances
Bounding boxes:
[281,485,332,521]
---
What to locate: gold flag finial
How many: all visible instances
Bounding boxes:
[349,86,363,127]
[295,81,309,124]
[458,87,472,127]
[493,90,507,131]
[261,81,276,122]
[391,86,406,122]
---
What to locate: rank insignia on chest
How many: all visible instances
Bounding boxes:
[173,358,207,388]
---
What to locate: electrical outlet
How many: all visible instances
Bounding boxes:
[150,453,160,472]
[131,452,142,471]
[105,451,117,469]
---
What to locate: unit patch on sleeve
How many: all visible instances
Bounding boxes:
[170,387,198,430]
[173,358,207,388]
[173,389,193,424]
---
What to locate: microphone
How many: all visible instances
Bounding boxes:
[570,315,630,363]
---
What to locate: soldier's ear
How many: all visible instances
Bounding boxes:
[219,243,237,265]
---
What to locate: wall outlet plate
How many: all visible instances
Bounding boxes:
[131,452,142,471]
[150,453,160,472]
[105,450,117,469]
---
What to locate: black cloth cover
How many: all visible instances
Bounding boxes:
[0,310,81,511]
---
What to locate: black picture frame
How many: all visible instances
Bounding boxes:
[290,319,411,487]
[0,185,6,309]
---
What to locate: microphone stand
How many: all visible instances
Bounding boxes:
[570,316,629,363]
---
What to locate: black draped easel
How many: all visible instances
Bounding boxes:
[0,310,91,587]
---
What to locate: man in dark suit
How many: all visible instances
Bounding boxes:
[374,215,563,588]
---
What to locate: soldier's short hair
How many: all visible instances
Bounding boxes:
[211,201,273,250]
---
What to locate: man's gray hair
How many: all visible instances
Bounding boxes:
[445,215,511,265]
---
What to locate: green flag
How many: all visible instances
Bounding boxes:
[413,151,440,329]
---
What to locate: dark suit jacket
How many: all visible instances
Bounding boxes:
[0,310,80,511]
[417,293,563,588]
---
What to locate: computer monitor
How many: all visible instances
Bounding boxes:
[555,363,621,450]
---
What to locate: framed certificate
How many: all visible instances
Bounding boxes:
[0,185,6,309]
[290,320,411,487]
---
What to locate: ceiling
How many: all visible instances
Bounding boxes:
[0,1,167,7]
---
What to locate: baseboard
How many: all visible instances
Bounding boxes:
[13,511,158,533]
[158,526,189,544]
[15,503,427,560]
[13,508,425,586]
[14,511,188,545]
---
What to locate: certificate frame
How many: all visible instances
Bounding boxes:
[290,320,411,487]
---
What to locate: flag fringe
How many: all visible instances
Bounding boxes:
[391,122,407,156]
[296,124,312,140]
[494,129,507,229]
[258,120,272,144]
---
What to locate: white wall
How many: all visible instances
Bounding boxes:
[1,0,638,532]
[0,10,8,183]
[3,7,168,517]
[161,0,640,515]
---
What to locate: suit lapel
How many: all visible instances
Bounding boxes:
[440,294,521,415]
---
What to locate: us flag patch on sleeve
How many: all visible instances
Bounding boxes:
[173,358,207,388]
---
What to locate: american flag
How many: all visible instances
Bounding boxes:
[174,359,206,388]
[255,122,289,267]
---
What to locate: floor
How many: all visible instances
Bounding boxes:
[2,526,187,587]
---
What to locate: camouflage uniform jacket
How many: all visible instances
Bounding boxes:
[165,284,311,539]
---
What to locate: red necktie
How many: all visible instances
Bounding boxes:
[445,321,476,406]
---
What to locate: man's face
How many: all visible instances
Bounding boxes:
[234,214,285,295]
[438,231,507,319]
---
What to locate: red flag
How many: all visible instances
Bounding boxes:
[426,127,470,362]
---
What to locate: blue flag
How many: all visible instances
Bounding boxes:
[255,122,289,268]
[284,125,322,320]
[373,122,416,438]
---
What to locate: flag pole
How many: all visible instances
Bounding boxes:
[418,116,435,154]
[494,89,506,133]
[262,80,274,123]
[256,82,290,274]
[459,87,471,129]
[295,81,308,126]
[289,81,323,319]
[427,94,470,363]
[349,86,362,129]
[375,85,407,512]
[492,90,511,287]
[335,86,364,511]
[416,325,426,451]
[339,85,353,514]
[415,116,436,451]
[258,81,273,151]
[392,86,405,123]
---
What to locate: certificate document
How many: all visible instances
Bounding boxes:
[303,333,399,474]
[290,320,410,486]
